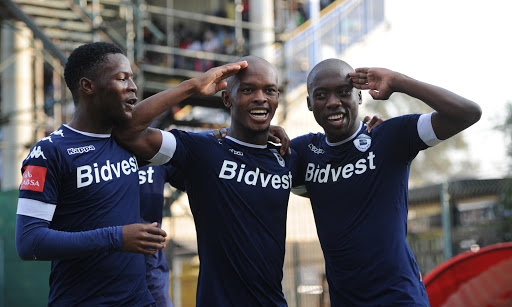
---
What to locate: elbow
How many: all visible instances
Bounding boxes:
[467,103,483,126]
[16,236,36,261]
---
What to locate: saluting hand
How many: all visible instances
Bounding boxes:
[195,61,248,96]
[349,67,396,100]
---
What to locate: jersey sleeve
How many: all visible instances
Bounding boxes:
[162,162,186,191]
[16,215,122,261]
[290,134,310,196]
[18,140,62,220]
[417,112,442,146]
[148,130,177,165]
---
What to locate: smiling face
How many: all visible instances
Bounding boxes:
[222,56,279,143]
[90,53,138,123]
[307,59,362,143]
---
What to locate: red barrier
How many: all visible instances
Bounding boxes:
[423,242,512,307]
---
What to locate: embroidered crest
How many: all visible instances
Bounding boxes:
[353,134,371,152]
[270,149,285,167]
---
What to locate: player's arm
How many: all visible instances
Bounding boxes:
[350,68,481,140]
[113,61,248,162]
[16,208,166,260]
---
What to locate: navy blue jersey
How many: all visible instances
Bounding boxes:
[292,115,431,306]
[167,130,295,306]
[139,164,183,307]
[17,125,154,306]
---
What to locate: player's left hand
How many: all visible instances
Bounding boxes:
[211,128,228,139]
[362,114,385,133]
[268,125,291,156]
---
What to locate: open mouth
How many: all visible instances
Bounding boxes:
[126,98,137,105]
[328,113,344,123]
[249,109,269,120]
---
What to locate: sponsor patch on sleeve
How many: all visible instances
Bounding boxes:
[20,165,47,192]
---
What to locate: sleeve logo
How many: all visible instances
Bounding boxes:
[25,146,47,160]
[20,165,47,192]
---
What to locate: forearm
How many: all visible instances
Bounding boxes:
[16,215,122,261]
[392,73,482,139]
[114,80,198,160]
[131,79,199,129]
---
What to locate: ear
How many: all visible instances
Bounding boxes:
[80,77,94,95]
[221,91,231,108]
[307,96,313,111]
[358,90,362,105]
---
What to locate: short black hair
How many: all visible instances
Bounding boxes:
[64,42,124,102]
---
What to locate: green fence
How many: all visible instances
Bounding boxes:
[0,190,50,307]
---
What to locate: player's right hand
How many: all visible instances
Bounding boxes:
[121,222,167,255]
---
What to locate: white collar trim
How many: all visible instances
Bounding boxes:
[225,136,267,149]
[64,124,111,138]
[326,121,363,147]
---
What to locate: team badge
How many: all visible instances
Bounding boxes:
[270,149,285,167]
[20,165,47,192]
[353,134,371,152]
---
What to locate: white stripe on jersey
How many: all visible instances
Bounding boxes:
[417,113,441,147]
[17,198,56,221]
[149,130,177,165]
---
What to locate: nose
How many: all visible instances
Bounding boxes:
[128,78,137,93]
[252,89,267,104]
[326,94,341,108]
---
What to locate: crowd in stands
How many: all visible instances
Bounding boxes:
[143,0,336,72]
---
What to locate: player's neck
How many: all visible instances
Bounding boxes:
[68,112,113,135]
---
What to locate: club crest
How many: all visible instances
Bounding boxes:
[270,149,285,167]
[353,134,371,152]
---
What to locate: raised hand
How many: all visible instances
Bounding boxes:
[195,61,248,96]
[349,67,396,100]
[121,222,167,255]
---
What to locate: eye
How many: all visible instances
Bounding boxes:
[266,88,278,95]
[314,92,327,99]
[241,88,253,94]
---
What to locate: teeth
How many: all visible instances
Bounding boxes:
[250,110,267,114]
[328,114,344,120]
[250,110,268,117]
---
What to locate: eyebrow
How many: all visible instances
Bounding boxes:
[239,82,278,87]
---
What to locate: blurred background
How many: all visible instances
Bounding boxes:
[0,0,511,306]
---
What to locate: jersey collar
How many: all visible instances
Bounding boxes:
[225,136,267,149]
[325,121,363,147]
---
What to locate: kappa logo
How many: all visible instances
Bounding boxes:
[41,136,53,143]
[41,130,64,143]
[67,145,96,155]
[353,134,371,152]
[52,130,64,137]
[26,146,47,160]
[270,149,285,167]
[308,143,325,154]
[20,165,47,192]
[229,148,244,156]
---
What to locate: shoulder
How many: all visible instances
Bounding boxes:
[291,132,324,149]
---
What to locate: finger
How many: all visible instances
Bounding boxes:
[220,128,227,138]
[362,115,371,123]
[215,80,228,91]
[145,225,167,237]
[143,242,166,251]
[279,136,291,157]
[267,134,281,144]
